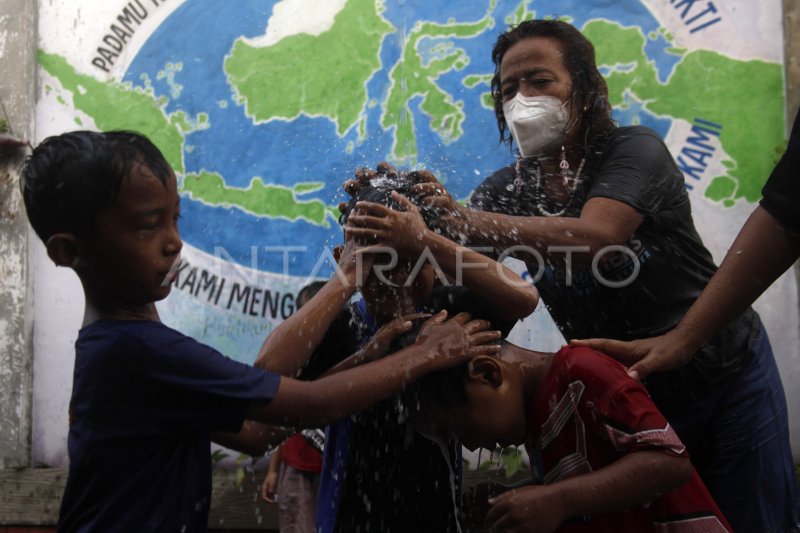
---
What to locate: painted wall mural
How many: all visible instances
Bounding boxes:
[32,0,799,465]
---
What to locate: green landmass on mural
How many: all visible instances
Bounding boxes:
[38,50,187,174]
[462,73,492,89]
[182,171,335,227]
[581,20,785,204]
[462,74,495,110]
[40,7,786,211]
[381,0,497,163]
[39,50,339,225]
[224,0,393,136]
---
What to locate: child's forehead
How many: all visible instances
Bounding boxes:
[114,164,178,208]
[125,159,174,181]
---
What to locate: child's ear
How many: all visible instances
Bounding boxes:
[45,233,87,270]
[467,356,504,388]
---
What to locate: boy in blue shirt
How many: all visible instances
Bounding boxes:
[20,130,502,532]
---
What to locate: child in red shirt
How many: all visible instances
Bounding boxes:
[412,343,732,532]
[261,282,326,533]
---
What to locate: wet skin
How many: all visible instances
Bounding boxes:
[79,162,182,321]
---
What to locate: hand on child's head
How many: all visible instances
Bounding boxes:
[341,161,399,213]
[365,312,432,360]
[414,312,501,365]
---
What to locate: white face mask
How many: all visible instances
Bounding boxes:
[502,94,569,158]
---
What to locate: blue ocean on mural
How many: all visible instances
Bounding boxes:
[124,0,674,277]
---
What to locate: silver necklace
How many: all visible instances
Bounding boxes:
[514,153,586,217]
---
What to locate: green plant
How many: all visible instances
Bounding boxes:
[466,445,526,478]
[498,446,524,477]
[234,452,257,487]
[211,449,230,466]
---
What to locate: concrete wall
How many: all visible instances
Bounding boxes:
[0,0,36,469]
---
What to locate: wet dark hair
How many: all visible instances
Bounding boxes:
[338,170,440,230]
[20,130,173,242]
[490,19,615,156]
[410,362,471,411]
[297,280,326,308]
[391,319,471,423]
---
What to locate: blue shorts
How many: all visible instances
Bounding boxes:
[668,325,799,532]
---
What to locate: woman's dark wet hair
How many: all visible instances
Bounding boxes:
[490,19,615,156]
[338,170,441,230]
[20,130,173,242]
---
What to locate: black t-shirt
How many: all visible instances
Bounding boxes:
[760,109,800,234]
[58,320,280,532]
[470,126,761,405]
[302,286,514,533]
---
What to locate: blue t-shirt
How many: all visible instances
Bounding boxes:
[57,319,280,532]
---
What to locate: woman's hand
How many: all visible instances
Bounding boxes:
[339,163,471,242]
[410,169,462,214]
[569,330,696,381]
[339,161,399,213]
[345,192,430,258]
[410,170,472,241]
[413,311,501,368]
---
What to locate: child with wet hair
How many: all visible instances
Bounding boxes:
[409,341,733,533]
[339,166,436,223]
[20,130,503,532]
[259,166,539,532]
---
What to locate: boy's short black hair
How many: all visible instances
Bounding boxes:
[20,130,173,242]
[407,360,471,414]
[338,170,441,230]
[392,316,487,422]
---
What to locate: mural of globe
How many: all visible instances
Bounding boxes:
[38,0,787,360]
[139,0,681,280]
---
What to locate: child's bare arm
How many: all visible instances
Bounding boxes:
[254,237,372,375]
[485,451,691,533]
[261,444,283,503]
[216,315,424,456]
[247,312,501,427]
[317,313,429,378]
[346,193,539,321]
[210,422,290,456]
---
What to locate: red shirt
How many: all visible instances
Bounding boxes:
[282,433,323,473]
[527,346,732,532]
